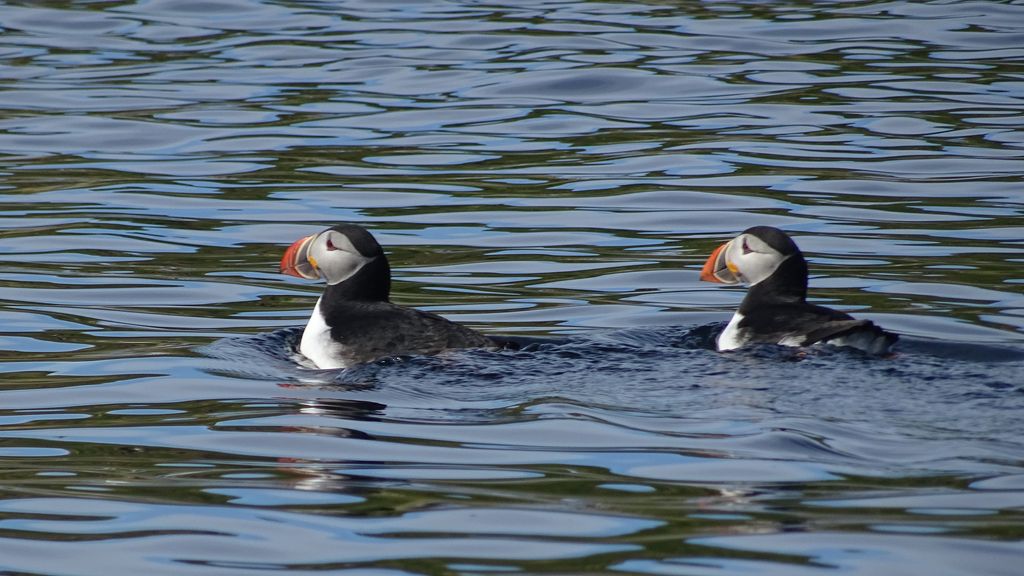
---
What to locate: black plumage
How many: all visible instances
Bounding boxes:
[316,258,494,366]
[737,255,895,349]
[282,224,495,368]
[704,226,898,354]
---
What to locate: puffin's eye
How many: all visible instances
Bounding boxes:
[741,238,753,255]
[325,236,337,251]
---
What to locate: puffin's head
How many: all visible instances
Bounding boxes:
[700,226,800,286]
[280,224,386,286]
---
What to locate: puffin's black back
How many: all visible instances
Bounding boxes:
[324,301,494,366]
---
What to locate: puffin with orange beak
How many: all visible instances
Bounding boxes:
[281,224,494,369]
[700,226,897,354]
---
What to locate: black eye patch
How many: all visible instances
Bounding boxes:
[742,238,753,254]
[326,236,337,251]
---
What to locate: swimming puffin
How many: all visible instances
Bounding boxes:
[700,226,897,354]
[280,224,495,369]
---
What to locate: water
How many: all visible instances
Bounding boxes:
[2,0,1024,574]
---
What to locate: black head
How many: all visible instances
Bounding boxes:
[741,226,801,258]
[328,223,385,259]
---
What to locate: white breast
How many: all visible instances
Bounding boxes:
[717,312,748,351]
[299,297,348,369]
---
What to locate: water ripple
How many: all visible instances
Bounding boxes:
[2,0,1024,573]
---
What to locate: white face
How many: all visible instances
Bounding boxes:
[721,232,789,286]
[306,229,375,285]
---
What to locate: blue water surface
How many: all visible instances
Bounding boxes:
[1,1,1023,574]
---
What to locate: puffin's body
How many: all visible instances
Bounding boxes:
[700,226,897,355]
[281,224,494,369]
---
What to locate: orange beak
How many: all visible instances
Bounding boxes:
[700,241,739,284]
[280,235,320,279]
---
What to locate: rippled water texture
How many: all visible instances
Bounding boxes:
[2,1,1024,574]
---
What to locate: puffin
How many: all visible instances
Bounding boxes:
[280,224,495,369]
[699,226,897,354]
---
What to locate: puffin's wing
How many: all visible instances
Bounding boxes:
[403,306,495,349]
[330,302,494,364]
[800,318,898,354]
[800,318,875,345]
[740,303,897,354]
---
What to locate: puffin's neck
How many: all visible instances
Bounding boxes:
[320,256,391,311]
[740,253,808,310]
